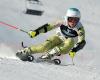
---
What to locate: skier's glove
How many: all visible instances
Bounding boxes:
[69,51,76,58]
[28,31,36,38]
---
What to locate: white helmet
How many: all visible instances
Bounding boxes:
[65,8,81,21]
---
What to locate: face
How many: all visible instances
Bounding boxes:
[67,17,79,28]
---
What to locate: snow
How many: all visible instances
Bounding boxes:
[0,0,100,80]
[0,58,99,80]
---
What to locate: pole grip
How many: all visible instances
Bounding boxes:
[19,29,28,33]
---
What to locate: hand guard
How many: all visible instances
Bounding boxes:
[69,51,76,58]
[28,31,36,38]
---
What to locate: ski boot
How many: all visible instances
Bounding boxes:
[38,52,61,65]
[16,48,34,62]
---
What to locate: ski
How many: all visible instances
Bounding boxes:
[27,55,61,65]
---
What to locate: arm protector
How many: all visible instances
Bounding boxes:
[72,40,86,52]
[34,23,54,36]
[71,26,86,52]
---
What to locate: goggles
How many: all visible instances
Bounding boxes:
[68,17,79,23]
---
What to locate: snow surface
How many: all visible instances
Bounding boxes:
[0,0,100,80]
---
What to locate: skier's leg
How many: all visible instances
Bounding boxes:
[16,36,63,60]
[58,38,75,54]
[40,38,75,59]
[30,35,63,53]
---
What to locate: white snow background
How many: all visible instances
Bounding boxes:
[0,0,100,80]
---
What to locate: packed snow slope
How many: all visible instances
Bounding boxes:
[0,0,100,80]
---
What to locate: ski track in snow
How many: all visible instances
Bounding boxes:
[0,0,100,80]
[0,58,100,80]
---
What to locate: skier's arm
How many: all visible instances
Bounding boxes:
[28,23,55,38]
[28,20,63,38]
[71,27,86,52]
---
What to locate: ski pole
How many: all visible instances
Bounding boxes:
[0,21,28,33]
[71,58,75,65]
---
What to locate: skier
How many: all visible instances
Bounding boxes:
[16,8,86,61]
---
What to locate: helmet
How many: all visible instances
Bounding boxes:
[65,8,81,21]
[66,8,81,18]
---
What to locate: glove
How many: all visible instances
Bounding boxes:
[28,31,36,38]
[69,51,76,58]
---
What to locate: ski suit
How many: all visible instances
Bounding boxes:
[27,20,86,55]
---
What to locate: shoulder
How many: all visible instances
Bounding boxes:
[50,19,65,27]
